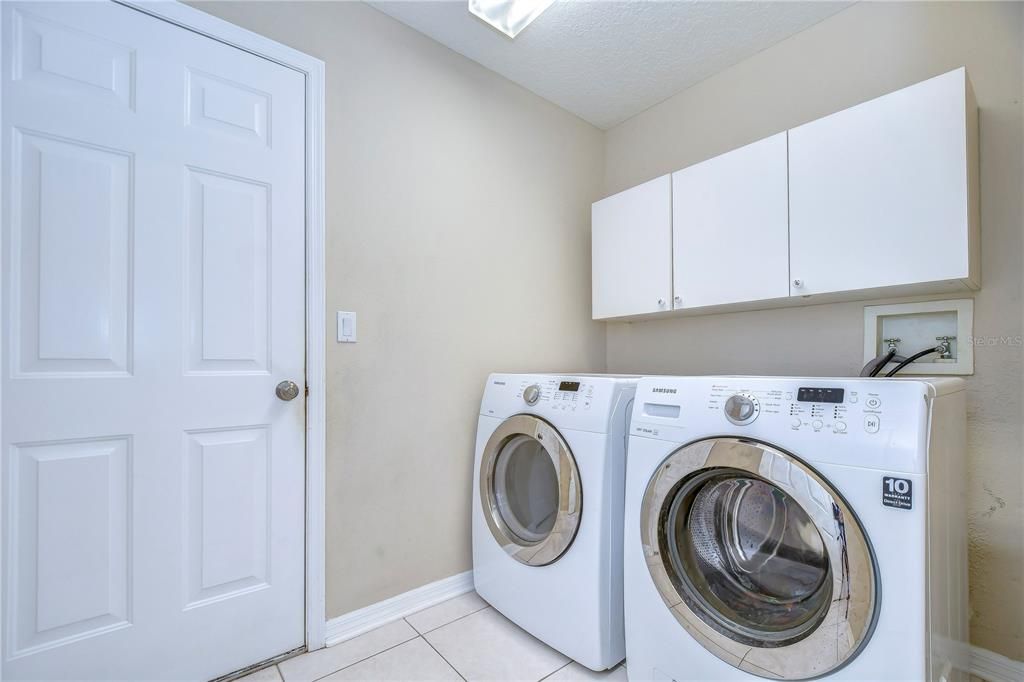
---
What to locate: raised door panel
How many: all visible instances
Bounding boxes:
[592,175,672,320]
[8,438,131,657]
[186,168,270,374]
[184,427,270,608]
[789,68,975,297]
[672,133,790,309]
[11,8,135,110]
[11,130,132,376]
[186,69,270,146]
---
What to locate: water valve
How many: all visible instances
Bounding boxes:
[936,336,956,360]
[883,337,901,352]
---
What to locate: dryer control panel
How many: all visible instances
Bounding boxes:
[481,373,639,433]
[517,378,595,412]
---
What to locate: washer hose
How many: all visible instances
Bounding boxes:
[859,348,898,377]
[884,345,944,377]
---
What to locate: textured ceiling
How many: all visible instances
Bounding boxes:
[370,1,851,129]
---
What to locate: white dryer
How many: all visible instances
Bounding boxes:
[624,376,968,681]
[473,373,638,671]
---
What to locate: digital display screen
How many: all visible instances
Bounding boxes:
[558,381,581,392]
[797,387,845,404]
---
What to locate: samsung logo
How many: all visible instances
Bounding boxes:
[652,387,677,394]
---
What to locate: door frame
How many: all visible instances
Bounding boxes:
[0,0,328,661]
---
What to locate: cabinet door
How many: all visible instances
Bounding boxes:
[789,68,976,297]
[672,133,790,309]
[592,175,672,319]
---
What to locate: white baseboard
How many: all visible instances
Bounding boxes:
[971,645,1024,682]
[324,571,475,647]
[326,588,1022,680]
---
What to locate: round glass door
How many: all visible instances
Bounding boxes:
[666,471,833,646]
[492,435,560,543]
[641,438,878,679]
[480,415,581,566]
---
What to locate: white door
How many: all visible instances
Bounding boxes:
[591,175,672,319]
[1,2,307,680]
[788,68,975,297]
[671,133,790,309]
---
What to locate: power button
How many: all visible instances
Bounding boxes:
[864,415,880,434]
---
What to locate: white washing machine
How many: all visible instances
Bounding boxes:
[473,373,638,671]
[624,376,968,681]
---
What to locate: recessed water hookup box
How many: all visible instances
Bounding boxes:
[863,299,974,375]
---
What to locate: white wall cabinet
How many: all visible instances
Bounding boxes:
[592,175,672,319]
[672,133,790,310]
[591,67,979,321]
[788,67,980,297]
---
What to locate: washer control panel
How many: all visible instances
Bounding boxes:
[724,392,760,425]
[786,386,884,436]
[705,382,885,435]
[631,376,945,474]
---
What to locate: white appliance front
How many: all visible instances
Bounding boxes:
[1,2,307,679]
[624,376,967,681]
[472,374,636,671]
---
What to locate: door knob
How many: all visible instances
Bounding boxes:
[276,380,301,401]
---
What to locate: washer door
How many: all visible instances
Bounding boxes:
[480,414,582,566]
[641,438,878,680]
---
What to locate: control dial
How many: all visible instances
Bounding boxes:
[523,384,541,405]
[724,393,760,426]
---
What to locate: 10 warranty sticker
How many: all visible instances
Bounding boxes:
[882,477,913,510]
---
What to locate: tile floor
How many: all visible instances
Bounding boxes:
[239,592,627,682]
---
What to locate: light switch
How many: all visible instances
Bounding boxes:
[337,311,357,343]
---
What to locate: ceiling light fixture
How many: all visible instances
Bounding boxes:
[468,0,555,39]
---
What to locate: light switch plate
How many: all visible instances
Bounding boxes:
[337,311,357,343]
[863,299,973,375]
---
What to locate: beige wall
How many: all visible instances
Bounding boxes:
[191,1,607,617]
[192,0,1022,661]
[603,2,1023,661]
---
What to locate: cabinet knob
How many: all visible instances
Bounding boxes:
[792,279,804,288]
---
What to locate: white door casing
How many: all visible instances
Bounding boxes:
[1,2,311,679]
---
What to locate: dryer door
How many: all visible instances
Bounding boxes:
[480,414,582,566]
[640,437,878,680]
